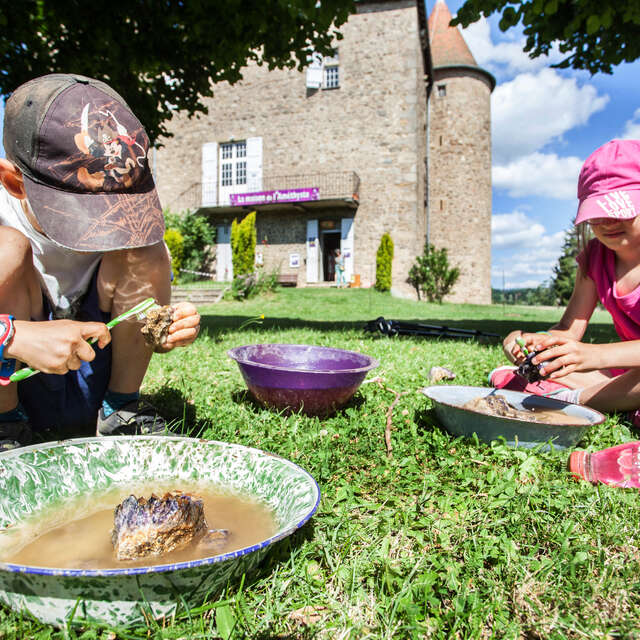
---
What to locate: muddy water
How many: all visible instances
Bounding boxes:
[519,408,591,425]
[4,484,277,570]
[464,395,591,425]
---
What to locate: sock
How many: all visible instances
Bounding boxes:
[0,403,28,423]
[545,388,583,404]
[102,390,139,418]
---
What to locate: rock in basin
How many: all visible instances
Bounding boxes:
[112,492,208,561]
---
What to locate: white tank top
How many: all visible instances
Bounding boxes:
[0,187,103,318]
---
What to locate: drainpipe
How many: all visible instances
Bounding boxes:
[426,94,430,249]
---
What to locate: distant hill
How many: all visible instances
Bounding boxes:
[492,286,557,307]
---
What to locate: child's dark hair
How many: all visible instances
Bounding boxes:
[575,221,593,253]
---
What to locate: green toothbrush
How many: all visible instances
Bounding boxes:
[515,336,530,356]
[9,297,160,383]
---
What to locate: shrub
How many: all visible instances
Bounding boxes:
[231,266,280,300]
[407,244,460,303]
[163,209,215,282]
[231,211,257,276]
[163,228,184,283]
[375,232,394,292]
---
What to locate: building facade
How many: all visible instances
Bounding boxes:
[154,0,493,302]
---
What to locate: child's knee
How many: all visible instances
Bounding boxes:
[0,226,35,275]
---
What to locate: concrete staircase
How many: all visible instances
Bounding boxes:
[170,286,228,304]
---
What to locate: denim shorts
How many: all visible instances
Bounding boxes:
[18,267,112,434]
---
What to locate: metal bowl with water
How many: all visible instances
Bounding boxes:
[421,385,606,449]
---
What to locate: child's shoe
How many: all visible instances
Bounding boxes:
[0,419,33,453]
[626,410,640,429]
[488,365,569,396]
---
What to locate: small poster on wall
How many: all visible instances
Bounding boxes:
[289,253,300,268]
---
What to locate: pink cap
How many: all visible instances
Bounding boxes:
[575,139,640,225]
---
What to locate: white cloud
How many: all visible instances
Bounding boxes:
[492,211,565,287]
[460,17,563,78]
[492,69,609,165]
[622,108,640,140]
[493,152,582,199]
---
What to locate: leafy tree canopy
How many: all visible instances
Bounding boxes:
[451,0,640,74]
[551,226,580,305]
[0,0,354,142]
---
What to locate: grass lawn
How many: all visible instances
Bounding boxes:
[4,288,640,639]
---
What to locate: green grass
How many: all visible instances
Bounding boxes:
[4,289,640,639]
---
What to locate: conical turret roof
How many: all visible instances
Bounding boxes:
[428,0,477,69]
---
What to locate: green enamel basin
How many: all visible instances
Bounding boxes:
[0,436,320,627]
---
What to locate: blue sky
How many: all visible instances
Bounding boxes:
[2,4,639,291]
[434,0,640,290]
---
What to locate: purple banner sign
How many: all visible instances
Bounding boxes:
[230,187,319,207]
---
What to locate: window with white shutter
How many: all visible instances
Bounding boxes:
[306,50,340,91]
[201,142,218,207]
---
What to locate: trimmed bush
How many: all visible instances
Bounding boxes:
[231,211,257,276]
[375,232,394,292]
[164,227,184,283]
[407,243,460,303]
[163,209,215,282]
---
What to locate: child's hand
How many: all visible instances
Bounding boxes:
[502,330,548,364]
[531,336,601,378]
[9,319,111,374]
[163,302,200,350]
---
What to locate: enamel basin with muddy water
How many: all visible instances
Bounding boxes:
[422,385,606,449]
[0,436,320,627]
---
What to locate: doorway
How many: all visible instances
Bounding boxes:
[321,231,341,282]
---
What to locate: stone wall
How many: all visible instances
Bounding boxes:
[154,0,429,297]
[428,68,492,304]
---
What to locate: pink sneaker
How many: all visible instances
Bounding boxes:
[488,366,569,396]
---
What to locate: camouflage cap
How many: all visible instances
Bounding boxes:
[3,74,164,251]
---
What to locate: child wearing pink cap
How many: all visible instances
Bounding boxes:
[492,138,640,424]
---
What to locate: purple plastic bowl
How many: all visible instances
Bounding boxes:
[228,344,379,416]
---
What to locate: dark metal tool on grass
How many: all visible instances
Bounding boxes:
[364,317,500,340]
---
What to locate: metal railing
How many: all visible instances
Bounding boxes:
[168,170,360,211]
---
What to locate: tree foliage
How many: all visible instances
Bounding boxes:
[492,284,556,306]
[551,226,580,305]
[231,211,257,277]
[0,0,355,142]
[164,209,215,282]
[375,233,394,292]
[451,0,640,74]
[407,244,460,303]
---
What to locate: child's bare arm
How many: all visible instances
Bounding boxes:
[548,267,598,339]
[502,267,598,364]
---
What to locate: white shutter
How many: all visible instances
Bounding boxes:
[201,142,218,207]
[340,217,354,284]
[306,52,324,89]
[306,219,319,283]
[246,137,263,192]
[216,224,233,281]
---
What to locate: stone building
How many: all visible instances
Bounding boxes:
[154,0,494,302]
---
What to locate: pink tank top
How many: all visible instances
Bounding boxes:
[577,238,640,342]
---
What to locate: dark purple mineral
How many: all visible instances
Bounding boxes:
[112,492,208,561]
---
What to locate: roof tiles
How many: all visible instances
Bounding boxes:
[428,0,477,69]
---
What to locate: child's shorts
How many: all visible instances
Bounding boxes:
[17,267,112,434]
